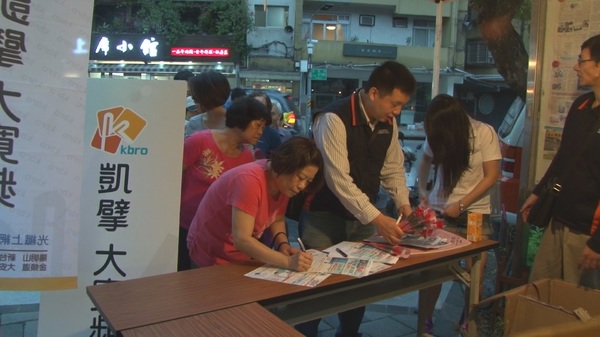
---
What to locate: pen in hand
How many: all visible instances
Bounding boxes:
[336,248,348,258]
[395,214,403,225]
[297,238,307,252]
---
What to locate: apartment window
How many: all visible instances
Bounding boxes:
[303,14,350,42]
[359,15,375,27]
[254,5,289,28]
[413,19,435,47]
[466,40,495,65]
[393,17,408,28]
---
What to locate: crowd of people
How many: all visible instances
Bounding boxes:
[173,33,600,335]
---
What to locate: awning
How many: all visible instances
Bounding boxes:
[462,75,509,92]
[88,63,235,74]
[239,69,301,81]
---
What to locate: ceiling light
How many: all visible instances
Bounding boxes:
[326,24,336,31]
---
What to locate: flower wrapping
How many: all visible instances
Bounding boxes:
[398,205,442,237]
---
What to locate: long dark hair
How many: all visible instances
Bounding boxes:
[424,94,472,197]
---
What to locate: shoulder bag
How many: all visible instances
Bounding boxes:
[526,177,561,228]
[527,105,600,228]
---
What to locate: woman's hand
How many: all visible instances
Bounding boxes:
[278,242,299,256]
[520,193,539,223]
[419,196,429,209]
[288,251,313,272]
[442,201,461,218]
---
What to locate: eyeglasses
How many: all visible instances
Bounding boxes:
[578,58,597,65]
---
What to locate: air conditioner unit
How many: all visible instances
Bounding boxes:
[359,15,375,27]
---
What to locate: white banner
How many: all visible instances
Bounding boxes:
[0,0,93,289]
[38,78,184,337]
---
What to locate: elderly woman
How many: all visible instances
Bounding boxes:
[187,137,324,271]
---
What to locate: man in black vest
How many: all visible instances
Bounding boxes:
[295,61,416,337]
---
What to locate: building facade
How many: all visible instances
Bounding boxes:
[89,0,516,129]
[243,0,473,124]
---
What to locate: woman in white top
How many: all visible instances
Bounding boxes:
[417,94,501,336]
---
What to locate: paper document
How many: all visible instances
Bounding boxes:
[398,234,450,249]
[245,265,330,287]
[323,241,401,265]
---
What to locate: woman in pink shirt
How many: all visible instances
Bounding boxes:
[188,137,323,271]
[178,96,271,271]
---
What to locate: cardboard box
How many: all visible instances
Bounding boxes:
[477,279,600,336]
[512,319,600,337]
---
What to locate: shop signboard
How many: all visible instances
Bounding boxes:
[90,33,169,61]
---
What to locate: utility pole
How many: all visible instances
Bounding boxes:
[304,39,316,135]
[300,4,333,135]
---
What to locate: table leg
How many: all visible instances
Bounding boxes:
[466,252,482,337]
[417,289,427,336]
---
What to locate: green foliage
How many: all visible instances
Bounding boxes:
[526,226,545,268]
[92,0,254,60]
[470,0,528,19]
[128,0,192,44]
[199,0,255,58]
[515,0,532,22]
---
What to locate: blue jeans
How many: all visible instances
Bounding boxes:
[295,211,374,337]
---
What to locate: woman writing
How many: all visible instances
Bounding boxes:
[417,94,501,335]
[187,137,324,271]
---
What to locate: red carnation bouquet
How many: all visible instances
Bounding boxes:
[397,205,442,237]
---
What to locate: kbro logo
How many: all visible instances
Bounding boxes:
[91,107,148,155]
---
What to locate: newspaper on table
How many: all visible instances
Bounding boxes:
[245,265,330,288]
[407,228,471,255]
[245,248,375,287]
[245,240,407,286]
[365,230,450,249]
[398,234,450,249]
[322,241,400,265]
[364,229,471,254]
[321,241,403,274]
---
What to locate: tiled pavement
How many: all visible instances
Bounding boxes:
[314,281,468,337]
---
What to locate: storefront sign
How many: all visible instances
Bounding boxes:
[343,43,398,59]
[171,47,230,57]
[90,33,168,61]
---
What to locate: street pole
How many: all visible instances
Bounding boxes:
[432,0,443,97]
[305,40,315,135]
[301,4,333,136]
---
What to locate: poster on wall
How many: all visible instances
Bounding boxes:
[0,0,93,289]
[535,0,600,178]
[38,79,184,337]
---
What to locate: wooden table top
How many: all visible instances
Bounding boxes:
[120,303,304,337]
[87,239,497,333]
